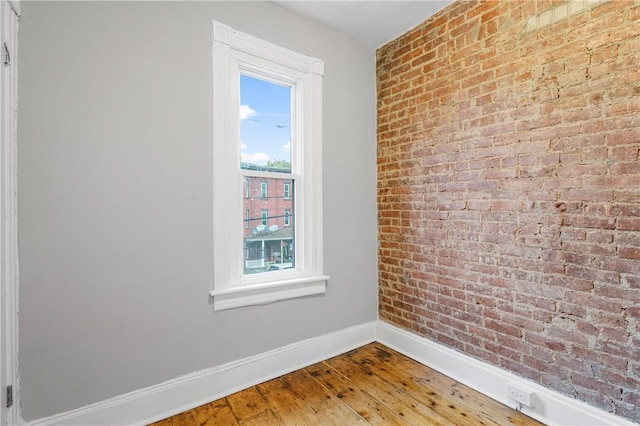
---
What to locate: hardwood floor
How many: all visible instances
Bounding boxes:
[150,342,544,426]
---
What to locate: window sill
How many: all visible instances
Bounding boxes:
[209,275,329,311]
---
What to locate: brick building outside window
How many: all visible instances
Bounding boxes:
[242,163,293,272]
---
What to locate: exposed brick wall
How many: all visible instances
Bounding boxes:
[377,0,640,421]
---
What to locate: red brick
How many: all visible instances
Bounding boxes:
[621,274,640,289]
[617,217,640,231]
[619,247,640,260]
[628,306,640,319]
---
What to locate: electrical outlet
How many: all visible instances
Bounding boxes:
[507,384,532,407]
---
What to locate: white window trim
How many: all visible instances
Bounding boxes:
[210,20,328,311]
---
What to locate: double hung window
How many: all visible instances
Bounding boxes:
[210,21,328,311]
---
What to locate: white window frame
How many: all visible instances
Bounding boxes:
[284,209,291,227]
[261,209,268,226]
[210,20,328,311]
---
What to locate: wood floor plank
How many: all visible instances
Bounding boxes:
[305,361,412,426]
[325,352,458,426]
[366,343,542,426]
[346,345,508,426]
[239,409,283,426]
[226,386,280,425]
[190,400,238,426]
[257,377,327,425]
[281,368,369,425]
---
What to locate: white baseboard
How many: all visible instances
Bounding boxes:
[28,322,377,426]
[27,320,635,426]
[376,321,636,426]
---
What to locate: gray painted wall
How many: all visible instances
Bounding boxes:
[18,1,377,420]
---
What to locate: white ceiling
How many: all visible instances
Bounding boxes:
[271,1,453,48]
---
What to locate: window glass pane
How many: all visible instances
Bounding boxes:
[243,177,294,274]
[240,74,291,173]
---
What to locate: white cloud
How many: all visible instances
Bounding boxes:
[241,152,270,165]
[241,142,247,150]
[240,104,257,120]
[282,141,290,152]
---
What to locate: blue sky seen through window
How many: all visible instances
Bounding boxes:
[240,74,291,170]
